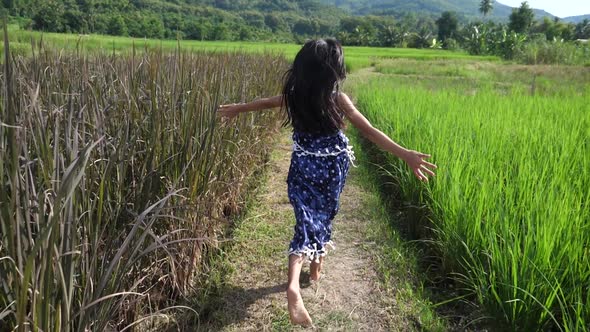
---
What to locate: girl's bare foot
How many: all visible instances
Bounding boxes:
[287,287,312,326]
[310,257,323,281]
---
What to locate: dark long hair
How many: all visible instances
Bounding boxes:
[282,38,347,134]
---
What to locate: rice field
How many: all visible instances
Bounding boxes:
[354,61,590,330]
[0,33,287,330]
[4,25,499,73]
[4,23,589,331]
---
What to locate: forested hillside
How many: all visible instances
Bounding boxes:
[319,0,554,20]
[2,0,588,49]
[2,0,347,41]
[564,14,590,24]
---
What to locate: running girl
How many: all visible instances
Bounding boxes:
[218,38,436,326]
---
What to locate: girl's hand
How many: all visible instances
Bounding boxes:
[403,150,437,182]
[217,104,241,120]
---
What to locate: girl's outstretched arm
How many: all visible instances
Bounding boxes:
[338,92,437,182]
[218,95,283,120]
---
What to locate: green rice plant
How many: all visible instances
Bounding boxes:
[345,56,375,73]
[3,25,501,65]
[355,77,590,331]
[375,59,494,80]
[0,30,287,331]
[372,59,590,98]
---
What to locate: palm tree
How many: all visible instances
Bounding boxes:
[479,0,493,17]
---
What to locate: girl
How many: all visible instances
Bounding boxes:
[218,38,436,326]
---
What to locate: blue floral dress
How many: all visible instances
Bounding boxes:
[287,130,354,262]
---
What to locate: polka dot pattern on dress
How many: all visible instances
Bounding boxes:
[287,130,351,262]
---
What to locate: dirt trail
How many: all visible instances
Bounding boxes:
[197,131,413,331]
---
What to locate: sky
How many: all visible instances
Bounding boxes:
[497,0,590,17]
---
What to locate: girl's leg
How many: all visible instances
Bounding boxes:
[287,255,312,326]
[310,256,324,281]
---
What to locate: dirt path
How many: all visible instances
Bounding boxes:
[197,131,414,331]
[190,66,447,331]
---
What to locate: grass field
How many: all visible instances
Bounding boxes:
[4,25,500,72]
[353,59,590,330]
[3,24,589,331]
[372,58,590,96]
[0,38,287,330]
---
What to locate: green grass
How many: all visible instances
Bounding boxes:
[4,25,500,73]
[353,64,590,330]
[6,23,579,330]
[346,129,449,331]
[373,59,590,97]
[375,59,494,79]
[188,140,295,331]
[343,45,500,62]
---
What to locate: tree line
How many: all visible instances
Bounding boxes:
[435,1,589,61]
[2,0,345,41]
[3,0,590,61]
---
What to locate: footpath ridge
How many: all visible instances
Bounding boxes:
[197,132,406,331]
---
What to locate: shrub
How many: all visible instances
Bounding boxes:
[516,39,590,65]
[443,37,459,50]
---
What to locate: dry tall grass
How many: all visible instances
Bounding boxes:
[0,30,287,331]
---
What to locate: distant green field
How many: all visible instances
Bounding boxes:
[372,58,590,96]
[4,25,500,71]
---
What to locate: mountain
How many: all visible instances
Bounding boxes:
[563,15,590,24]
[318,0,555,21]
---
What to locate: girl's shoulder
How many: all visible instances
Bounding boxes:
[334,92,353,110]
[333,91,351,102]
[335,91,350,99]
